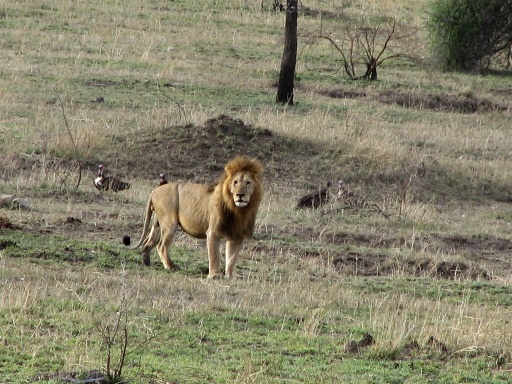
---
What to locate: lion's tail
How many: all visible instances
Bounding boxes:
[123,196,154,249]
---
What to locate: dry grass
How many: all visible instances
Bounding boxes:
[2,256,510,367]
[1,0,512,381]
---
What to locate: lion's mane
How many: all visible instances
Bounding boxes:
[214,156,263,241]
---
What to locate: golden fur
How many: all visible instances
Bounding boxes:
[128,156,263,278]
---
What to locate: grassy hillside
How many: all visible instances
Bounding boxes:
[1,0,512,383]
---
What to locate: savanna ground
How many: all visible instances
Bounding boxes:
[1,0,512,383]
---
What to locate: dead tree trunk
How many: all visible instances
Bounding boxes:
[276,0,298,105]
[365,57,378,80]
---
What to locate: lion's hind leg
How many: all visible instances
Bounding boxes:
[156,218,178,270]
[141,220,161,266]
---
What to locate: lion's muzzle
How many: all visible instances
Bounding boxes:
[234,194,249,207]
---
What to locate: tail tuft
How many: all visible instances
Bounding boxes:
[122,236,131,246]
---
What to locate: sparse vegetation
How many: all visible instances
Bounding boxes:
[1,0,512,383]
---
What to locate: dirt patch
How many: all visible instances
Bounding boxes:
[302,6,348,21]
[319,87,508,114]
[105,114,274,181]
[0,215,19,230]
[263,225,510,279]
[432,260,489,280]
[333,253,393,276]
[84,79,119,87]
[0,238,17,249]
[490,87,512,97]
[34,370,107,383]
[63,216,83,226]
[86,114,328,184]
[333,252,490,280]
[304,228,512,265]
[317,88,367,100]
[377,91,507,114]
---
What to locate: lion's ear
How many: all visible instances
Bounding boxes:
[248,159,263,177]
[225,155,247,176]
[224,156,263,177]
[224,163,234,177]
[224,156,238,176]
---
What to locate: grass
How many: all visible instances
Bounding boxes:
[1,0,512,382]
[1,249,511,383]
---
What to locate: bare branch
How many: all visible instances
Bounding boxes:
[305,16,421,81]
[157,82,188,124]
[56,95,82,190]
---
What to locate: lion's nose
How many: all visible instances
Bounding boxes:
[236,193,245,198]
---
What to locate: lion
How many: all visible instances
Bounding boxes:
[126,156,263,279]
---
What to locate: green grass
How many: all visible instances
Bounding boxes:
[1,255,510,383]
[1,230,512,382]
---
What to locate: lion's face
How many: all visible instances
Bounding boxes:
[229,171,256,207]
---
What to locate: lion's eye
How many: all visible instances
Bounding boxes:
[233,180,238,186]
[246,181,251,186]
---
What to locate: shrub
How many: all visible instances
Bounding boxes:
[428,0,512,71]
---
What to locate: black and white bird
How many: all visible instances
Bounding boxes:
[296,181,332,209]
[159,173,168,186]
[337,180,349,200]
[93,164,131,192]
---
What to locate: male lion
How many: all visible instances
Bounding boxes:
[126,156,263,279]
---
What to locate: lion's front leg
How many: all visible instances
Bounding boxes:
[206,230,222,279]
[225,240,243,278]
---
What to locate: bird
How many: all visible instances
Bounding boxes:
[94,165,105,187]
[336,180,368,206]
[93,164,131,192]
[296,181,332,209]
[337,180,349,200]
[159,173,168,186]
